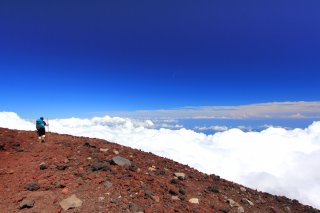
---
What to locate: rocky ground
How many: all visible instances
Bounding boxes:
[0,127,319,213]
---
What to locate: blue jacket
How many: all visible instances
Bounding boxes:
[36,118,46,129]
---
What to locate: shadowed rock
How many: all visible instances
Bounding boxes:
[91,161,111,172]
[111,156,131,166]
[19,199,35,209]
[25,182,40,191]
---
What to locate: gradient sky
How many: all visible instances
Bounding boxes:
[1,1,320,118]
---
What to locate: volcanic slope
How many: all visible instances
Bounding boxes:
[0,127,319,213]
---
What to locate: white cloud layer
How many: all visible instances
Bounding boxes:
[114,101,320,119]
[1,112,320,209]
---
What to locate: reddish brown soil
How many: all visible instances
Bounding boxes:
[0,127,319,213]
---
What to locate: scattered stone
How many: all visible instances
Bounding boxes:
[59,194,83,210]
[174,172,185,180]
[189,198,199,204]
[171,196,180,201]
[241,198,254,206]
[111,156,131,166]
[53,180,66,188]
[240,187,247,192]
[227,199,241,208]
[103,181,113,189]
[100,148,108,152]
[25,181,40,191]
[148,166,156,171]
[91,161,111,172]
[144,190,153,198]
[238,206,245,213]
[111,198,120,204]
[113,150,119,155]
[39,162,48,170]
[19,199,35,209]
[83,141,97,148]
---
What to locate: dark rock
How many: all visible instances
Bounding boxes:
[211,174,221,181]
[169,189,178,196]
[56,164,68,170]
[155,170,166,176]
[144,190,153,198]
[0,143,5,151]
[292,199,299,204]
[19,199,35,209]
[178,176,184,181]
[170,179,178,184]
[91,161,111,172]
[179,187,186,195]
[207,186,220,193]
[111,156,131,166]
[15,147,24,152]
[39,162,48,170]
[219,208,229,213]
[84,141,97,148]
[25,182,40,191]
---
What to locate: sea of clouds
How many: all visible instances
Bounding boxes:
[1,111,319,209]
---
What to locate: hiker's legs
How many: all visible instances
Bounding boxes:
[37,128,46,142]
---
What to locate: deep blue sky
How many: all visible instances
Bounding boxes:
[1,1,320,118]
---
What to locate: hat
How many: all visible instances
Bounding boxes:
[40,117,44,120]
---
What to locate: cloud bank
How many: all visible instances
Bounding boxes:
[112,101,320,120]
[1,112,320,209]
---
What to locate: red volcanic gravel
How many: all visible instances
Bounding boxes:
[0,127,319,213]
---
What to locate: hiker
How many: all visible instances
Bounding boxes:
[36,117,48,142]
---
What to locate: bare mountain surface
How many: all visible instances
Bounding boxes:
[0,127,318,213]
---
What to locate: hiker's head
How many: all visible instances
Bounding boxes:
[40,117,44,120]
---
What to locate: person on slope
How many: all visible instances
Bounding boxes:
[36,117,48,142]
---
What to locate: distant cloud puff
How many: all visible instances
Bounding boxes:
[1,111,320,209]
[194,125,229,131]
